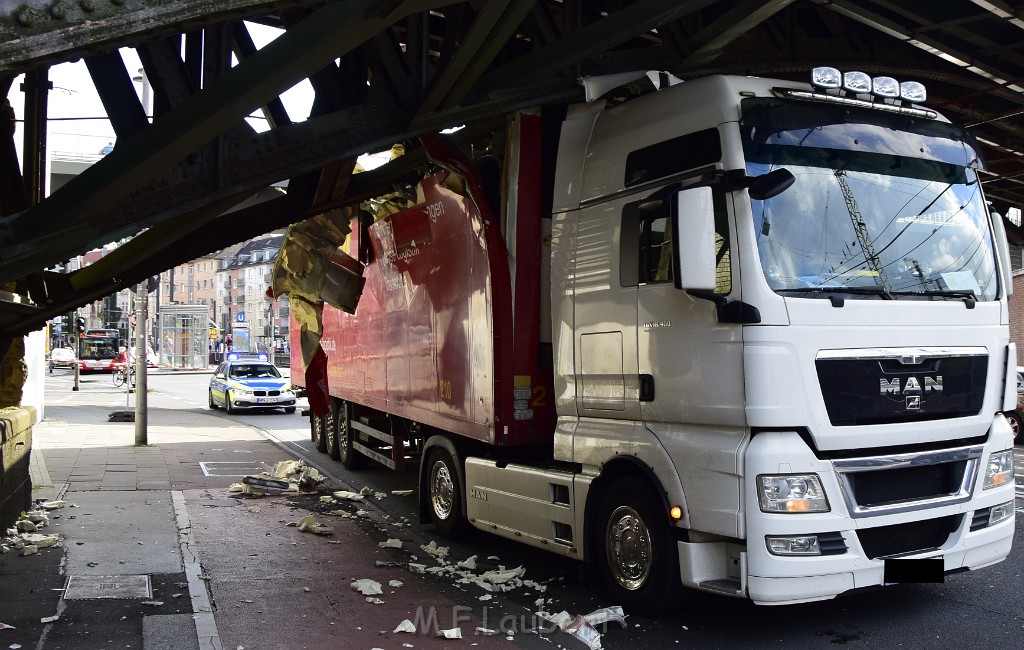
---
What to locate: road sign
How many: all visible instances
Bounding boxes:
[236,313,245,322]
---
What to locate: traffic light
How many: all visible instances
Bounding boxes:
[76,316,86,334]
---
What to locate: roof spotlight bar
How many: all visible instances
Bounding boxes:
[811,66,927,104]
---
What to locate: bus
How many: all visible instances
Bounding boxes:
[78,328,120,373]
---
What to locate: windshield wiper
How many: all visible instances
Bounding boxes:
[778,286,894,300]
[890,289,977,308]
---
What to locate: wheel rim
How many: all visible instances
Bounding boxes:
[430,459,455,521]
[605,504,653,591]
[338,420,349,460]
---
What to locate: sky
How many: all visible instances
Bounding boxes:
[6,22,387,167]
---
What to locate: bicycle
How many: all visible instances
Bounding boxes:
[112,364,136,388]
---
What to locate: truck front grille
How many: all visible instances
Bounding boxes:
[833,445,982,518]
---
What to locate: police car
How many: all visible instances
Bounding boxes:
[208,352,297,414]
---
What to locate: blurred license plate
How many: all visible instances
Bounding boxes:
[255,397,278,404]
[883,557,943,584]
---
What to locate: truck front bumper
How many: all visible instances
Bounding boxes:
[738,429,1016,605]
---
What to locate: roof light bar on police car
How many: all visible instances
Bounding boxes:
[810,67,927,103]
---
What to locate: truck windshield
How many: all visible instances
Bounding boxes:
[740,97,998,302]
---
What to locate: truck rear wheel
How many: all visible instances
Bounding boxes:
[596,476,681,614]
[426,447,464,538]
[312,410,328,453]
[325,402,340,460]
[335,401,367,469]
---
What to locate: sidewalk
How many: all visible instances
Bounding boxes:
[0,381,526,650]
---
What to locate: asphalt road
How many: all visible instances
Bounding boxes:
[64,368,1024,649]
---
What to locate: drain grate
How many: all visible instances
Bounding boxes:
[64,575,152,600]
[199,461,266,477]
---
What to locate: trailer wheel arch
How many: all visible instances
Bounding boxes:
[418,435,467,528]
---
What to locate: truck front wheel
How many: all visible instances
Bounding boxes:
[596,476,681,614]
[426,447,464,538]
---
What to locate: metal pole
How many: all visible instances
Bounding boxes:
[134,283,148,445]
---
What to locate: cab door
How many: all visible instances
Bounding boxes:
[634,185,745,427]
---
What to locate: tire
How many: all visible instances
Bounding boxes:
[312,411,327,453]
[208,390,218,410]
[1007,411,1023,444]
[336,401,366,470]
[325,402,340,460]
[595,476,682,615]
[49,364,53,373]
[225,390,234,414]
[426,446,464,538]
[113,370,125,388]
[284,407,296,414]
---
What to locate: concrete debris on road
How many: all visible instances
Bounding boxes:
[295,514,333,535]
[231,460,326,495]
[393,619,417,634]
[537,606,627,650]
[437,627,462,639]
[332,490,364,501]
[350,579,383,596]
[390,490,413,497]
[378,538,402,549]
[1,510,60,556]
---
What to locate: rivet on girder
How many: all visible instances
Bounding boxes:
[16,11,32,26]
[50,4,66,19]
[80,0,96,12]
[110,0,125,5]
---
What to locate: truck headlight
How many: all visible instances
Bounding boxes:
[757,475,830,513]
[984,450,1014,489]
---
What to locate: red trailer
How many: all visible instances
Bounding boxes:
[290,123,555,472]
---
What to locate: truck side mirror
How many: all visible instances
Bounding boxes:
[672,186,717,291]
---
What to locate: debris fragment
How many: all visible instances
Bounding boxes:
[0,622,14,630]
[40,614,59,623]
[21,545,38,556]
[537,606,627,650]
[245,505,261,513]
[141,601,164,607]
[388,580,403,588]
[38,501,66,511]
[22,534,59,549]
[378,538,403,549]
[366,597,385,605]
[391,490,414,497]
[373,492,387,500]
[420,541,449,559]
[296,515,333,535]
[475,627,497,636]
[457,555,477,570]
[350,579,383,596]
[394,619,417,634]
[408,563,426,574]
[332,490,365,501]
[359,486,372,496]
[437,627,462,639]
[242,476,290,493]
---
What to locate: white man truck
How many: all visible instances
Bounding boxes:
[286,68,1016,612]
